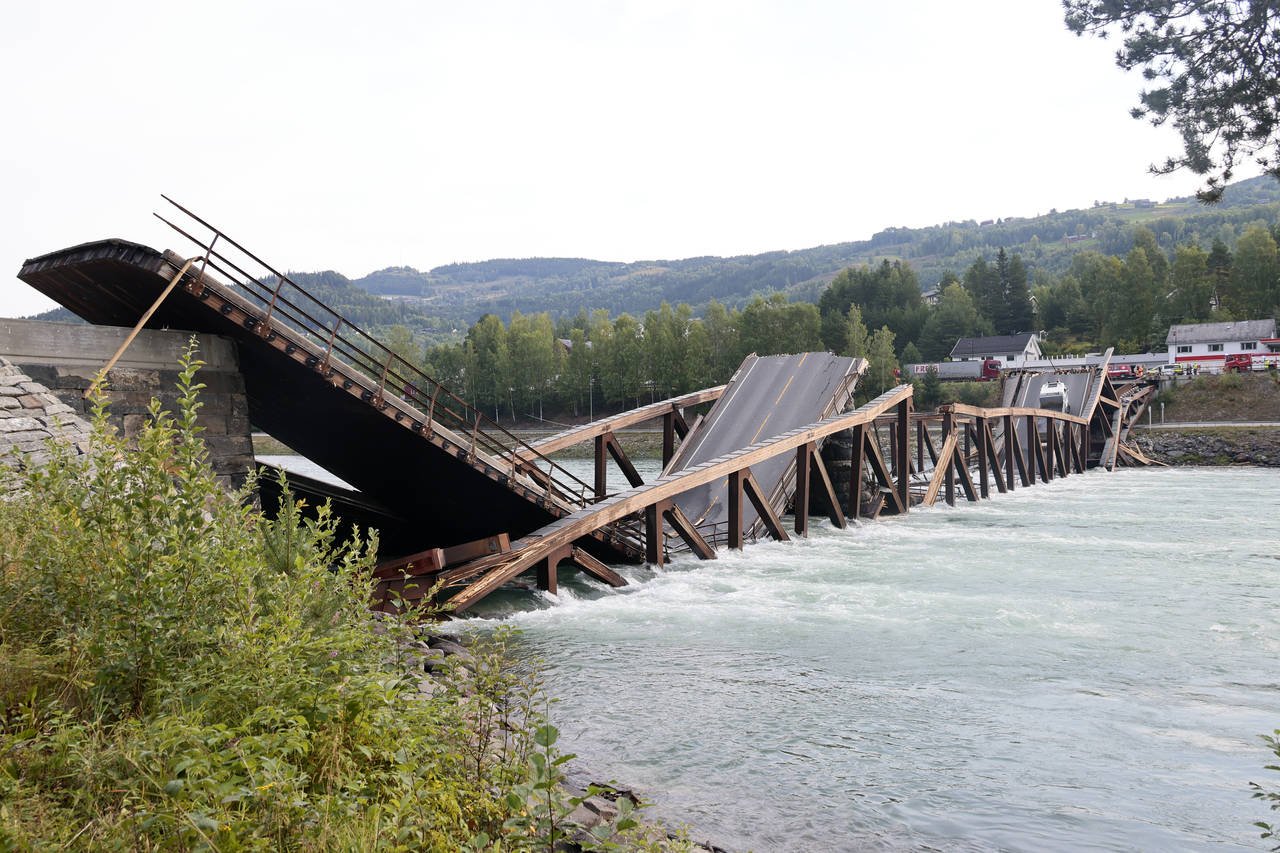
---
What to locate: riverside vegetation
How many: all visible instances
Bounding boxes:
[0,345,686,852]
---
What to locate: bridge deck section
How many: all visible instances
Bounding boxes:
[18,236,637,560]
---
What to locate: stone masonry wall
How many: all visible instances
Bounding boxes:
[0,358,92,470]
[0,320,254,486]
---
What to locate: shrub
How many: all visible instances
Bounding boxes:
[0,342,584,851]
[1253,730,1280,851]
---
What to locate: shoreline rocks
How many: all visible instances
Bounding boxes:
[1131,427,1280,467]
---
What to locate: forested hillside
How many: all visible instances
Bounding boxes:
[350,175,1280,326]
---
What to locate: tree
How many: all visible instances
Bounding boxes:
[918,365,944,411]
[900,341,924,367]
[385,324,421,371]
[1064,1,1280,202]
[1230,225,1280,316]
[1168,243,1213,322]
[844,304,869,360]
[468,314,510,421]
[963,256,1002,329]
[919,283,990,360]
[864,326,899,397]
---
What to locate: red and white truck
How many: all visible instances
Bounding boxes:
[904,359,1002,382]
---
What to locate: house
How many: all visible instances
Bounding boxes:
[921,285,942,306]
[1165,319,1279,367]
[949,332,1042,365]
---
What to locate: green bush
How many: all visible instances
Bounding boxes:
[0,343,587,851]
[1253,730,1280,851]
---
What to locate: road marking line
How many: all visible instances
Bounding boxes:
[775,375,795,405]
[750,412,771,444]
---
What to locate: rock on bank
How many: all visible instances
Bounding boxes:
[1131,427,1280,467]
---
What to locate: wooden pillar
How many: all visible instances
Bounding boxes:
[916,419,926,473]
[1003,413,1015,491]
[728,469,744,548]
[536,549,563,594]
[976,416,989,498]
[644,502,663,566]
[896,398,910,512]
[942,410,955,507]
[794,442,812,536]
[593,434,607,501]
[662,411,676,466]
[849,424,866,520]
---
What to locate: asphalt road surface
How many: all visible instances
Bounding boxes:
[668,352,856,538]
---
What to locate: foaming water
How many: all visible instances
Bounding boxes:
[460,467,1280,852]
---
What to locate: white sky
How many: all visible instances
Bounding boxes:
[1,0,1230,318]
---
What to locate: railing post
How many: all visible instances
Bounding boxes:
[322,318,341,372]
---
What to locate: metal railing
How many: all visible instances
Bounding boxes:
[154,197,622,524]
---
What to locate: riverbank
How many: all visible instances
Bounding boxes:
[1131,425,1280,466]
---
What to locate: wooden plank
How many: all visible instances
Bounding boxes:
[663,502,717,559]
[920,432,957,507]
[952,446,979,502]
[743,469,790,542]
[946,402,1089,425]
[604,432,645,488]
[863,428,904,515]
[518,386,726,458]
[372,547,446,580]
[809,447,846,529]
[569,546,628,586]
[441,534,510,566]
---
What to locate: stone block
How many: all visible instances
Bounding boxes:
[0,398,18,409]
[122,413,147,439]
[0,417,43,433]
[17,394,46,409]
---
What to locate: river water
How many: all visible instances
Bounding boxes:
[458,465,1280,852]
[265,452,1279,850]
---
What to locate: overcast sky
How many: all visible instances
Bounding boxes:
[1,0,1233,318]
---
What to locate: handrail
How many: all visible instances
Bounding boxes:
[154,197,603,512]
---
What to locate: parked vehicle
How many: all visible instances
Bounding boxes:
[905,359,1002,382]
[1152,363,1185,376]
[1224,353,1253,372]
[1107,364,1146,379]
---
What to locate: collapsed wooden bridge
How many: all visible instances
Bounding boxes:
[17,200,1158,615]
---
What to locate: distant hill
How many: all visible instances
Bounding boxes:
[343,174,1280,325]
[23,175,1280,332]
